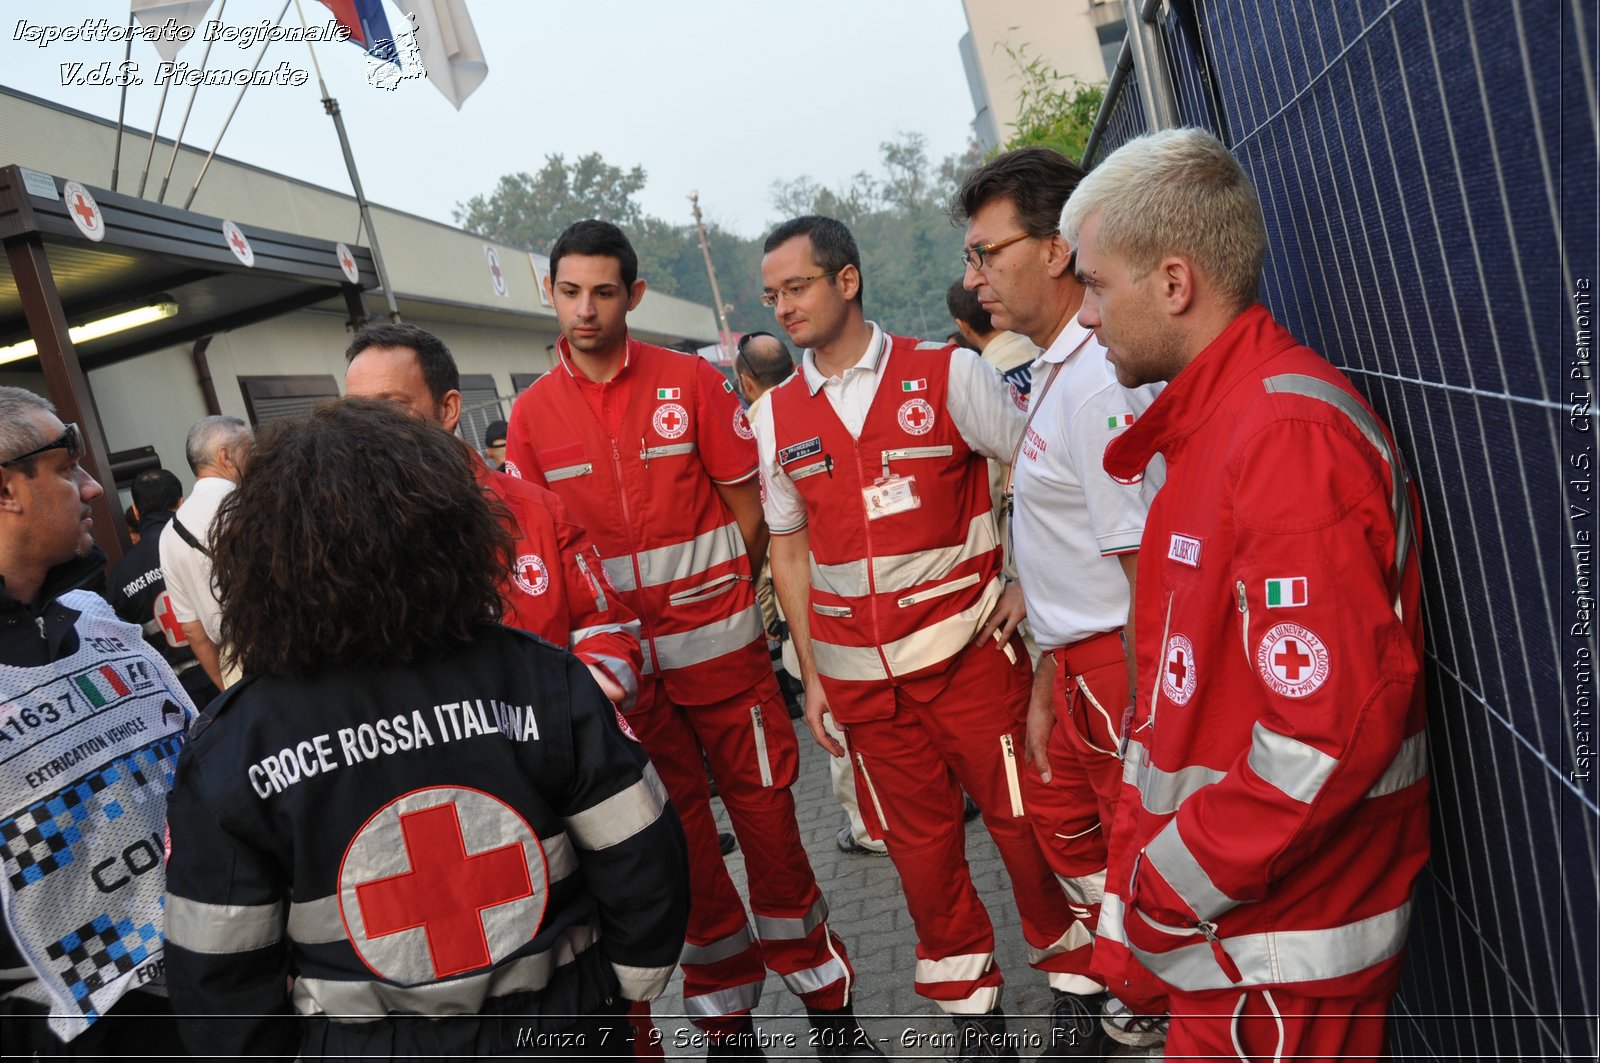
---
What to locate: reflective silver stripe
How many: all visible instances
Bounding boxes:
[1028,921,1094,964]
[941,985,1002,1014]
[782,954,848,995]
[1128,901,1413,993]
[1099,894,1129,945]
[165,896,284,955]
[546,463,593,482]
[681,924,756,966]
[1262,374,1413,580]
[1001,735,1024,817]
[1130,747,1226,817]
[590,653,640,708]
[613,961,675,1001]
[1057,867,1107,908]
[789,460,830,481]
[652,605,763,670]
[292,923,597,1020]
[874,514,999,595]
[813,578,1001,683]
[812,602,853,618]
[603,556,637,593]
[683,979,764,1019]
[565,765,669,850]
[667,572,742,606]
[915,952,993,984]
[287,833,581,946]
[753,896,828,942]
[881,444,955,465]
[1367,732,1428,797]
[1247,723,1338,804]
[808,514,998,599]
[1143,820,1242,923]
[633,522,744,590]
[569,621,638,647]
[642,442,696,459]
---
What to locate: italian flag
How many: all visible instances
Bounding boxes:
[1265,577,1308,607]
[1107,412,1135,429]
[74,665,131,707]
[657,387,681,400]
[902,379,927,392]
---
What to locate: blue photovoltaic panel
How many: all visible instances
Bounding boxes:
[1084,0,1597,1056]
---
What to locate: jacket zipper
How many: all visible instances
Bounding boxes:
[575,552,607,611]
[751,705,773,786]
[1000,734,1024,816]
[1235,580,1251,668]
[611,437,656,670]
[855,752,889,833]
[853,445,893,679]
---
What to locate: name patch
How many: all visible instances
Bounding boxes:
[779,437,823,465]
[1168,534,1202,567]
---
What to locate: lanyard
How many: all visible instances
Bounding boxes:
[1003,328,1096,501]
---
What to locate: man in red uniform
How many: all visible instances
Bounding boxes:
[755,215,1082,1060]
[504,221,876,1059]
[1066,128,1427,1060]
[344,324,641,706]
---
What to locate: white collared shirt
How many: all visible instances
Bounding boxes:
[755,322,1025,534]
[1011,317,1166,648]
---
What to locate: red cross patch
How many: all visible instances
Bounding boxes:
[512,554,549,597]
[339,787,549,982]
[63,181,105,243]
[222,220,255,267]
[1160,633,1196,706]
[336,242,360,284]
[652,402,689,440]
[154,592,187,648]
[897,398,935,436]
[503,459,523,479]
[732,406,754,440]
[1257,622,1330,698]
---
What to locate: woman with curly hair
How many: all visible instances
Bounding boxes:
[161,398,689,1060]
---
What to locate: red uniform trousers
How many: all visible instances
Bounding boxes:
[842,636,1077,1013]
[629,666,853,1035]
[1018,630,1129,995]
[1163,989,1388,1062]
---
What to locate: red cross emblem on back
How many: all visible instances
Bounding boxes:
[339,787,549,983]
[154,593,187,648]
[356,802,532,977]
[72,194,98,228]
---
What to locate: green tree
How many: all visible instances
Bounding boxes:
[999,43,1105,162]
[453,152,647,252]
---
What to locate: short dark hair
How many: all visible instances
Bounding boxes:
[945,280,993,337]
[484,420,508,447]
[131,469,182,514]
[213,398,512,678]
[952,146,1086,239]
[736,332,795,388]
[549,220,638,289]
[345,323,459,406]
[762,215,864,306]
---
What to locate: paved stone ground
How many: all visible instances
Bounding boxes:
[647,723,1165,1062]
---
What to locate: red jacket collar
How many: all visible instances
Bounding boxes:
[1103,304,1297,482]
[557,333,636,383]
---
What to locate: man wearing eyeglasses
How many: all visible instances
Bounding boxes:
[504,221,877,1059]
[0,387,193,1056]
[755,215,1080,1059]
[952,147,1169,1058]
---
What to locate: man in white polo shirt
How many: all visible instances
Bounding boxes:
[954,147,1167,1057]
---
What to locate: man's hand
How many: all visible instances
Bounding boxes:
[585,663,626,703]
[182,620,226,691]
[972,580,1026,649]
[1025,652,1058,782]
[804,681,845,758]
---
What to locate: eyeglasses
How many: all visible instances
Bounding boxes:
[960,230,1054,271]
[760,271,841,308]
[1,423,81,468]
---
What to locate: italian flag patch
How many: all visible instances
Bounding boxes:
[74,665,132,707]
[722,379,734,393]
[657,387,681,400]
[902,379,927,392]
[1265,577,1308,608]
[1107,412,1135,429]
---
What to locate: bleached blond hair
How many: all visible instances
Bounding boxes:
[1061,128,1267,309]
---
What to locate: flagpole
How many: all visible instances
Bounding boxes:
[111,10,135,191]
[158,0,228,203]
[689,192,735,361]
[136,80,172,198]
[182,0,292,209]
[292,0,402,322]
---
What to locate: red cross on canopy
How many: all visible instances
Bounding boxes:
[339,248,355,271]
[904,404,929,428]
[1274,639,1313,681]
[71,193,97,228]
[660,408,682,433]
[1167,650,1188,688]
[155,593,187,647]
[355,801,533,978]
[228,229,249,254]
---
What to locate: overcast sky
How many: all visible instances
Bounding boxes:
[1,0,983,237]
